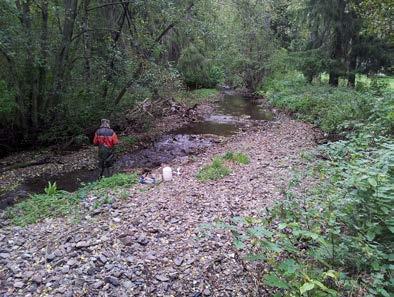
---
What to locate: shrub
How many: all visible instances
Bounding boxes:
[263,73,393,134]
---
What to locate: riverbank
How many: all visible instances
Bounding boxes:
[0,109,320,296]
[0,90,218,208]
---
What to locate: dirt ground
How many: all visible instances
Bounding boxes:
[0,110,321,296]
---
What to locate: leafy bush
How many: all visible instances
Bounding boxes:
[225,136,393,296]
[263,73,386,133]
[226,74,394,296]
[197,157,231,181]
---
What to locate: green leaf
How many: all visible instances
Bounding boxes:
[279,259,299,275]
[264,273,289,289]
[300,282,315,295]
[234,239,245,249]
[368,177,377,187]
[248,226,273,238]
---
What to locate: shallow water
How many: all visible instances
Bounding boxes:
[1,94,273,207]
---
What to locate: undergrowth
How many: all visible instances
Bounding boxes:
[218,74,394,296]
[262,72,393,134]
[6,173,138,226]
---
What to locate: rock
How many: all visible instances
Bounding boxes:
[203,288,211,296]
[92,281,104,289]
[98,255,107,263]
[174,257,183,266]
[31,275,43,284]
[120,236,133,246]
[75,241,90,248]
[61,265,70,273]
[113,217,121,223]
[46,253,56,261]
[67,259,77,267]
[0,252,10,259]
[155,274,170,282]
[14,281,24,288]
[105,276,120,286]
[136,235,149,246]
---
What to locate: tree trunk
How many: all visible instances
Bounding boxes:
[50,0,78,106]
[329,72,339,86]
[82,0,92,82]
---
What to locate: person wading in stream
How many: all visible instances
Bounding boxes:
[93,119,119,178]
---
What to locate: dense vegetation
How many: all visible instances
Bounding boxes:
[0,0,391,154]
[225,75,393,296]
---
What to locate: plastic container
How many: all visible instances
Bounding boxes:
[162,167,173,182]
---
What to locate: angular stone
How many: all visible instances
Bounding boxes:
[14,281,24,288]
[75,241,90,248]
[92,281,104,289]
[46,253,56,261]
[0,253,10,259]
[155,274,169,282]
[105,276,120,286]
[174,257,183,266]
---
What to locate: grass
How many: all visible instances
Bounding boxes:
[175,88,219,107]
[6,172,138,226]
[197,157,231,181]
[223,151,250,164]
[197,152,250,181]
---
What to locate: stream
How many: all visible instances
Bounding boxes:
[0,94,273,208]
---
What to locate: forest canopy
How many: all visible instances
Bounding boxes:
[0,0,392,154]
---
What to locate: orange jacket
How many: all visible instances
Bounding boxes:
[93,127,119,148]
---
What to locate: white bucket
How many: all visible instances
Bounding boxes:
[162,167,173,182]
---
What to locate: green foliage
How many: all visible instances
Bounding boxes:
[229,73,394,296]
[264,73,393,134]
[226,136,393,295]
[6,173,138,226]
[44,181,58,196]
[6,191,80,226]
[197,157,231,181]
[197,152,250,181]
[115,136,138,154]
[92,173,138,190]
[177,45,224,88]
[223,151,250,165]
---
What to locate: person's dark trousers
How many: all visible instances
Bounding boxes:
[98,145,115,178]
